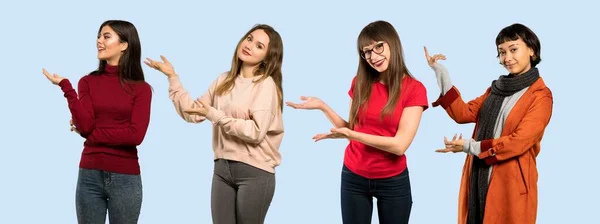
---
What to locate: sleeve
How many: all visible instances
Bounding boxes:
[404,79,429,111]
[348,76,357,99]
[86,83,152,146]
[477,90,553,165]
[167,73,222,123]
[431,85,490,124]
[430,63,454,95]
[58,78,95,135]
[204,79,278,144]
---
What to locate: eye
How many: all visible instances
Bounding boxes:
[375,43,384,50]
[246,36,252,41]
[499,51,506,56]
[257,44,264,50]
[510,48,517,52]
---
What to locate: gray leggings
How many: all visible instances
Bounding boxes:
[211,159,276,224]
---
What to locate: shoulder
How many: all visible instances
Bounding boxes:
[134,81,152,95]
[258,76,277,89]
[402,76,427,93]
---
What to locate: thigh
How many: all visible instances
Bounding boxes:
[106,172,143,224]
[340,165,373,224]
[374,169,412,224]
[76,168,108,224]
[211,160,237,224]
[230,161,275,224]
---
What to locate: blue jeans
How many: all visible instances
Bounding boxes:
[75,168,143,224]
[341,165,412,224]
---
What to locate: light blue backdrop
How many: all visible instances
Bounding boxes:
[1,0,597,223]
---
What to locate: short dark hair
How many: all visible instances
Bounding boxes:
[495,23,542,67]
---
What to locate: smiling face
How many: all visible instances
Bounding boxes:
[361,41,391,73]
[237,29,270,66]
[97,25,128,65]
[497,38,534,75]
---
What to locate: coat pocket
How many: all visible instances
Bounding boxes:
[515,159,528,195]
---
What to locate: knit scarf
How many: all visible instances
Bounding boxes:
[466,67,540,224]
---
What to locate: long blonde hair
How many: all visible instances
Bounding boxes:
[215,24,284,111]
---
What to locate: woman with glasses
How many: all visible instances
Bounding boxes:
[287,20,428,224]
[145,24,284,224]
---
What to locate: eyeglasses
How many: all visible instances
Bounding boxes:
[360,41,385,59]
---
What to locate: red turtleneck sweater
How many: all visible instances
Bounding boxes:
[58,65,152,175]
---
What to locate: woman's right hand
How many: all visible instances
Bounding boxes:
[144,55,176,78]
[424,46,446,67]
[285,96,325,110]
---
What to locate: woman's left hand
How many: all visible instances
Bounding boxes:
[183,100,211,117]
[436,133,464,153]
[42,68,65,85]
[313,127,352,142]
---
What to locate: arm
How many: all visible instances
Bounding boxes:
[59,78,95,135]
[205,79,278,144]
[348,106,424,155]
[477,90,553,165]
[345,80,428,155]
[168,74,218,123]
[431,63,490,124]
[86,83,152,146]
[321,101,350,128]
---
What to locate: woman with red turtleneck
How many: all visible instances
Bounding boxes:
[42,20,151,224]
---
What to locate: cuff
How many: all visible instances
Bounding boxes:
[205,107,226,124]
[58,79,73,92]
[432,86,459,109]
[167,75,182,90]
[477,139,498,165]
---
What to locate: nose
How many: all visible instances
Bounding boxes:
[502,53,513,65]
[369,52,382,62]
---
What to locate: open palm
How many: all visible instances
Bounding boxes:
[144,55,176,77]
[424,46,447,67]
[285,96,324,110]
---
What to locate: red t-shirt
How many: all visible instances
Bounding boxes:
[344,75,428,179]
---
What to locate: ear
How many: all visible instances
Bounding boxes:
[120,42,129,52]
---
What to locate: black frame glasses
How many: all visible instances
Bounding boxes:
[360,41,385,59]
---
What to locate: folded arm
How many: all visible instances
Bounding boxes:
[59,78,96,135]
[86,83,153,146]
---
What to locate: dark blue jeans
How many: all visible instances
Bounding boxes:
[341,165,412,224]
[75,168,143,224]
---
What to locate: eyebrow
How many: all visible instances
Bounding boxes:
[102,32,111,36]
[498,43,519,50]
[363,41,383,51]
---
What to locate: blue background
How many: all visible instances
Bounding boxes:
[1,0,597,223]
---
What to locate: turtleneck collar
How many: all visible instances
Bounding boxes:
[105,64,118,76]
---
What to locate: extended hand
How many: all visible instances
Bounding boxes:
[285,96,325,110]
[42,68,65,85]
[424,46,446,67]
[312,127,352,142]
[144,55,176,77]
[435,133,464,153]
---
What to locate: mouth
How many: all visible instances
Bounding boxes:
[242,49,251,56]
[372,59,385,67]
[97,47,105,52]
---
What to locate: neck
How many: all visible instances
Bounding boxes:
[107,59,119,66]
[240,63,259,78]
